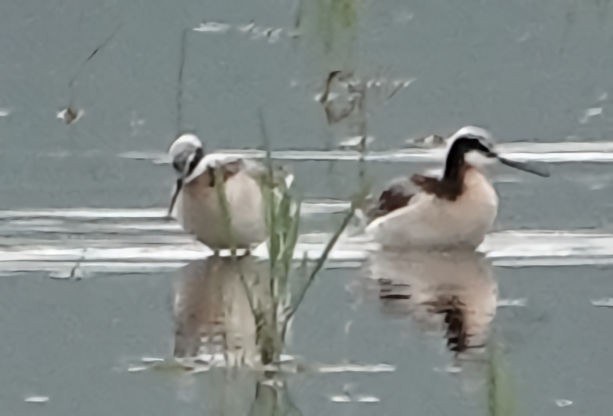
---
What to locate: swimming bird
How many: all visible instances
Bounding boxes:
[365,126,550,249]
[167,133,280,250]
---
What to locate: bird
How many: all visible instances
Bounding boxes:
[365,126,550,249]
[167,133,289,250]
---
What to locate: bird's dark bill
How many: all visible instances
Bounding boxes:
[497,156,550,177]
[167,179,183,218]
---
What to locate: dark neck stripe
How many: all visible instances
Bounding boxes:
[412,136,490,201]
[443,146,465,181]
[186,147,204,177]
[443,136,488,180]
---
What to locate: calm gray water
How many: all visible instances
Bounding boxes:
[2,0,613,414]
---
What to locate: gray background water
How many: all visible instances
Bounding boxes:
[1,0,613,414]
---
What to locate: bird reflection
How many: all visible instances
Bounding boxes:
[172,255,270,365]
[366,249,498,359]
[180,372,302,416]
[172,255,302,415]
[249,377,303,416]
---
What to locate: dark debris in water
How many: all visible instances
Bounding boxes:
[58,24,122,127]
[193,20,298,43]
[316,70,415,138]
[57,106,83,125]
[405,133,446,149]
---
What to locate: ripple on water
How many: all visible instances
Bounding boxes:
[119,140,613,164]
[3,207,613,275]
[24,396,50,404]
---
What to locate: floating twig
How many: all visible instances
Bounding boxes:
[59,23,123,125]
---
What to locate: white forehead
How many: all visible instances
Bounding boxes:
[449,125,492,142]
[168,133,203,157]
[445,125,494,153]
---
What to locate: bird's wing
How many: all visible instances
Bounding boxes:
[365,176,419,221]
[241,159,294,191]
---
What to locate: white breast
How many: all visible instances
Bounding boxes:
[366,169,498,248]
[177,170,267,249]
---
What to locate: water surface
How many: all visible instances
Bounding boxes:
[2,0,613,414]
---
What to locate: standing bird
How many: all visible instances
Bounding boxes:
[167,133,273,250]
[366,126,550,249]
